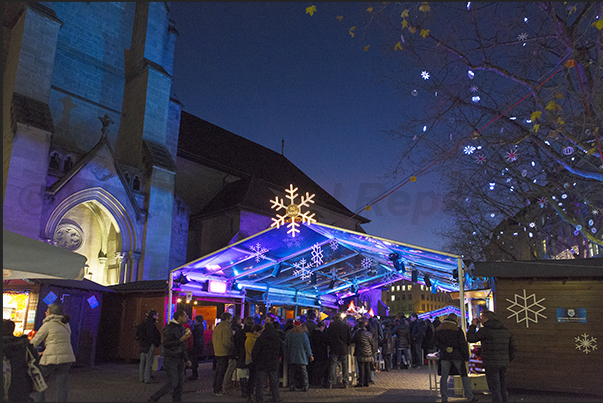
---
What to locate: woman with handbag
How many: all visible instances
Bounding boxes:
[351,317,374,388]
[30,303,76,402]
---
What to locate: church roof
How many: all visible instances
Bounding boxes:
[194,175,277,219]
[177,111,368,223]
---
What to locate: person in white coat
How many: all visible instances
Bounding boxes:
[31,303,76,402]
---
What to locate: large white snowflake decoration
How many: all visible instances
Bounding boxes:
[329,238,339,251]
[292,258,313,280]
[464,145,477,155]
[271,184,316,237]
[249,242,269,263]
[575,333,598,354]
[421,71,430,80]
[506,289,547,328]
[310,243,324,267]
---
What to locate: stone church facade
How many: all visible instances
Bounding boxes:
[3,2,367,288]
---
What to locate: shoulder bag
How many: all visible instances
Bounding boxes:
[26,348,48,393]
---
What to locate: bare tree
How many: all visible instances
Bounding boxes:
[341,2,603,258]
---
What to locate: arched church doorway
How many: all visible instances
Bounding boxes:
[52,201,122,285]
[45,187,139,286]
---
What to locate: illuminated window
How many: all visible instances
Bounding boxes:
[390,295,395,302]
[396,285,400,291]
[402,285,406,291]
[421,285,425,291]
[408,285,412,291]
[391,286,395,292]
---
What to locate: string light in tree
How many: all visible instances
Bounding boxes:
[506,149,519,162]
[270,184,316,237]
[464,145,477,155]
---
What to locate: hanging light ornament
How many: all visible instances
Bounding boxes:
[468,70,475,79]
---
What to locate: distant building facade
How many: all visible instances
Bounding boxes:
[382,280,454,317]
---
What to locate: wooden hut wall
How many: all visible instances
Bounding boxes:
[97,292,166,362]
[35,285,104,367]
[495,277,603,396]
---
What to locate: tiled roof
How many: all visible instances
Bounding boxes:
[194,175,277,218]
[177,111,368,223]
[12,93,55,133]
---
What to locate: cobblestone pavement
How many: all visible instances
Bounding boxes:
[39,362,601,402]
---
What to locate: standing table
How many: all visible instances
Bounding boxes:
[426,353,439,392]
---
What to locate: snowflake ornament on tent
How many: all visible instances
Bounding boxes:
[506,289,547,328]
[517,32,528,41]
[575,333,598,354]
[538,197,548,208]
[249,243,269,263]
[292,258,313,280]
[382,271,400,287]
[421,71,430,80]
[329,238,339,251]
[470,85,479,93]
[475,154,486,164]
[271,184,316,237]
[310,243,324,267]
[361,257,374,270]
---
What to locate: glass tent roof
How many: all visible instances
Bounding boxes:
[172,222,462,307]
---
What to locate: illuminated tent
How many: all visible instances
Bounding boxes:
[3,229,88,280]
[170,221,467,319]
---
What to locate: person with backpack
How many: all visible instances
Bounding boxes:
[136,310,162,384]
[30,303,76,402]
[3,319,40,402]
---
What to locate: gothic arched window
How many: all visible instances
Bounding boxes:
[124,172,131,186]
[63,156,74,173]
[132,175,141,191]
[49,152,61,170]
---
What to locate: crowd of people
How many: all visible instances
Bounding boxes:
[3,304,515,403]
[137,308,514,402]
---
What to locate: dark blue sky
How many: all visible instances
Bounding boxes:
[169,2,448,251]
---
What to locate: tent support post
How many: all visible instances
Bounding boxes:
[458,258,466,333]
[167,271,174,323]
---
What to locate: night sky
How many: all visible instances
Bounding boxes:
[169,2,449,251]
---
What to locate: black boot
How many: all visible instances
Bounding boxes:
[240,378,248,397]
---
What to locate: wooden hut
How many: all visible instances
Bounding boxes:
[472,257,603,397]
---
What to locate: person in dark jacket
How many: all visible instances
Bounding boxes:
[252,321,283,402]
[148,310,192,402]
[410,313,426,367]
[189,315,205,380]
[3,319,38,402]
[285,320,313,392]
[308,321,329,387]
[324,315,352,389]
[351,317,373,388]
[304,309,317,335]
[366,315,382,383]
[432,316,442,330]
[137,310,162,384]
[393,317,411,369]
[435,314,476,402]
[467,310,516,402]
[422,318,436,354]
[380,323,395,371]
[235,316,254,397]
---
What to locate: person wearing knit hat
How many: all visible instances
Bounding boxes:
[435,313,477,402]
[293,320,302,327]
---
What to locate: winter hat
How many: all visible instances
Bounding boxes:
[293,320,302,327]
[446,313,458,322]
